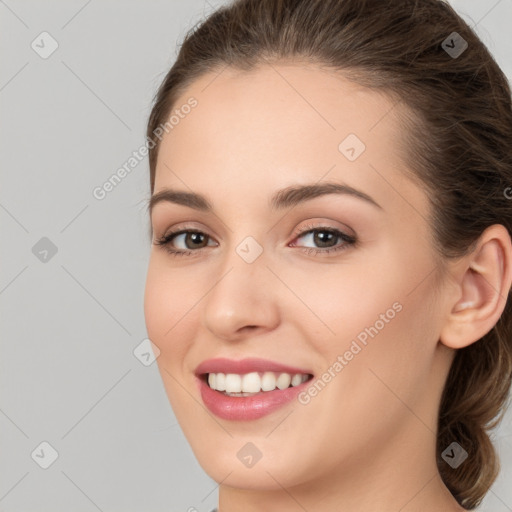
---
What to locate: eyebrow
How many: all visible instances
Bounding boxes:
[148,181,382,216]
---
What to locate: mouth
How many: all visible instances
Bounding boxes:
[194,358,315,420]
[200,371,313,396]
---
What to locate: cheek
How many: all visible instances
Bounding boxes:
[318,270,441,434]
[292,243,439,379]
[275,256,398,350]
[291,285,440,468]
[144,260,200,416]
[143,257,199,358]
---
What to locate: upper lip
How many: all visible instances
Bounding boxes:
[195,357,313,376]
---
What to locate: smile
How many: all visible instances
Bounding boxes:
[195,358,314,420]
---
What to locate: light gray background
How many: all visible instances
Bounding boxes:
[1,1,511,511]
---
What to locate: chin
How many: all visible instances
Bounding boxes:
[201,459,299,491]
[188,436,317,492]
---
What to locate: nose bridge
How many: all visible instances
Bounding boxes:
[202,234,280,338]
[210,234,268,308]
[216,232,268,287]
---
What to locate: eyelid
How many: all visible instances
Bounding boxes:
[155,220,352,244]
[157,221,218,241]
[291,220,355,240]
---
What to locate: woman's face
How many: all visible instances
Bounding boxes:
[144,63,456,491]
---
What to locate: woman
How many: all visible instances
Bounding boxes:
[143,0,512,510]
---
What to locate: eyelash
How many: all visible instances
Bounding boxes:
[153,223,357,258]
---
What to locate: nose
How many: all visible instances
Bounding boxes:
[202,247,280,341]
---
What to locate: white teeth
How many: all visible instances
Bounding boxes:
[276,373,291,390]
[242,372,261,393]
[206,371,310,394]
[261,371,276,391]
[216,373,226,391]
[225,373,242,393]
[291,374,303,386]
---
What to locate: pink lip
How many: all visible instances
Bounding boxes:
[194,357,312,376]
[194,357,314,421]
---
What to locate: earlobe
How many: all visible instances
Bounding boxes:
[440,224,512,349]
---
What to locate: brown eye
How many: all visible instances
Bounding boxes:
[292,226,356,253]
[311,230,338,248]
[154,229,218,256]
[182,231,209,249]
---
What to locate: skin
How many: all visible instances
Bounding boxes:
[144,62,512,511]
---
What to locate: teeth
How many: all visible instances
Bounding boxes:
[276,373,291,390]
[225,373,242,393]
[206,371,309,394]
[261,371,276,391]
[216,373,226,391]
[242,372,261,393]
[291,373,303,386]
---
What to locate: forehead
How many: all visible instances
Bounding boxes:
[154,63,427,218]
[164,62,400,153]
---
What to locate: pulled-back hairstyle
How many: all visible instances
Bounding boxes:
[146,0,512,508]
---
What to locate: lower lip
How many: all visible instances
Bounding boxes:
[197,376,312,421]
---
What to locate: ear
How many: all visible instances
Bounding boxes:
[440,224,512,349]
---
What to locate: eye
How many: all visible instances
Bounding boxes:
[154,228,217,256]
[290,224,357,255]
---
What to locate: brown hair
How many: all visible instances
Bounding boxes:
[146,0,512,508]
